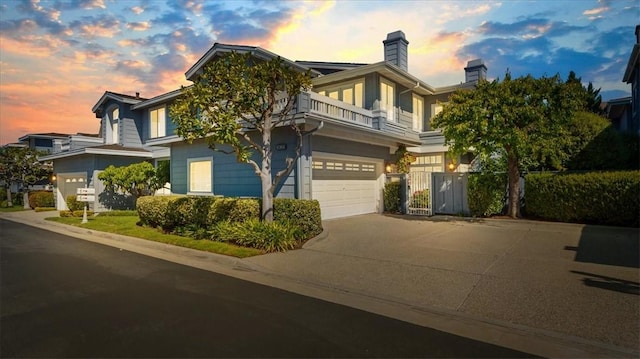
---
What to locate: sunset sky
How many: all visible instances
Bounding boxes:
[0,0,637,145]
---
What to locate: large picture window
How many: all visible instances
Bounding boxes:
[188,157,212,193]
[149,106,166,138]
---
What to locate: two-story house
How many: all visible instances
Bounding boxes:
[42,30,485,219]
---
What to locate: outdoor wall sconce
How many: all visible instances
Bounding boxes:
[385,164,392,173]
[448,162,456,171]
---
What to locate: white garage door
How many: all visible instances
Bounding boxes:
[311,156,382,220]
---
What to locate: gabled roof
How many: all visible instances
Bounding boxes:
[185,43,322,81]
[91,91,147,114]
[295,60,369,75]
[131,88,184,110]
[313,61,449,96]
[39,144,154,161]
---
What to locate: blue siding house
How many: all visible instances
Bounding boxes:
[41,30,486,219]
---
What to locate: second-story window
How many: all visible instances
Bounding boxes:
[380,78,395,122]
[412,94,424,131]
[111,108,119,144]
[149,106,166,138]
[317,79,364,107]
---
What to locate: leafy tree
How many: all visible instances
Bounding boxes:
[565,111,631,170]
[566,71,603,115]
[98,162,165,203]
[170,51,313,222]
[432,72,582,218]
[0,147,51,207]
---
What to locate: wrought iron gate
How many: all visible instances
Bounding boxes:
[406,172,432,215]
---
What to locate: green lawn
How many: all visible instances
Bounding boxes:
[0,205,28,213]
[47,215,263,258]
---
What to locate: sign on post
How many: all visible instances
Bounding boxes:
[77,188,95,202]
[77,188,96,195]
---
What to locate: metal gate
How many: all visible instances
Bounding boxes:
[406,172,432,215]
[432,173,469,215]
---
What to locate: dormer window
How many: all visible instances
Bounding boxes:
[149,106,166,138]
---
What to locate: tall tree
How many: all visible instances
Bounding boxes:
[0,147,51,207]
[432,72,583,218]
[566,71,603,114]
[170,51,313,222]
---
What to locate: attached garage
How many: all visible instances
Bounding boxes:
[311,153,384,219]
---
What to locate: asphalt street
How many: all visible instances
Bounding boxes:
[0,219,534,358]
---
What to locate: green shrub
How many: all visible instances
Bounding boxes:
[525,171,640,227]
[167,196,216,229]
[34,207,56,212]
[97,210,138,216]
[229,198,260,222]
[66,195,84,211]
[211,219,297,252]
[468,172,508,217]
[383,181,401,213]
[207,197,239,224]
[28,191,54,209]
[273,198,322,240]
[136,195,183,229]
[59,210,95,217]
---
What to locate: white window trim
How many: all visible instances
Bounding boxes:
[316,78,364,107]
[187,157,213,195]
[149,106,167,139]
[412,94,423,131]
[380,77,395,122]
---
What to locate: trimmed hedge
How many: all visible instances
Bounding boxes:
[383,181,401,213]
[273,198,322,240]
[136,195,184,229]
[468,172,507,217]
[136,195,323,241]
[60,210,95,217]
[28,191,54,209]
[525,171,640,227]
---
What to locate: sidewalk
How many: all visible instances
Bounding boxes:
[2,210,638,358]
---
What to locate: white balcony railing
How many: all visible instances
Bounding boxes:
[307,92,373,128]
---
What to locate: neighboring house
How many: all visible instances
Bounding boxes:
[39,92,170,211]
[602,97,633,132]
[621,24,640,134]
[40,30,484,219]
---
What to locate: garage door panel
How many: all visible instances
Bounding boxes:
[313,179,378,220]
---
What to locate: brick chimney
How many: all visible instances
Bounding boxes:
[383,30,409,71]
[464,59,487,83]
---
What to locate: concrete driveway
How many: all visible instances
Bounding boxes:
[244,214,640,354]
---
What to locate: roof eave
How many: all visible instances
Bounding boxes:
[185,43,320,82]
[623,44,639,83]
